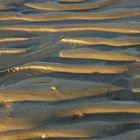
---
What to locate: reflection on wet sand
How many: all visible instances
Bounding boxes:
[0,0,140,140]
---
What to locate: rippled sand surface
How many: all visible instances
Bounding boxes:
[0,0,140,140]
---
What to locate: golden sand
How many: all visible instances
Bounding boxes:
[59,48,140,61]
[1,8,139,22]
[0,0,139,139]
[0,22,139,34]
[59,36,140,47]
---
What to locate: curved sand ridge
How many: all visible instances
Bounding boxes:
[0,77,122,102]
[0,22,139,34]
[0,120,139,140]
[59,48,140,62]
[5,61,130,74]
[25,0,114,11]
[0,37,30,43]
[4,100,140,118]
[132,88,140,93]
[0,47,34,55]
[0,100,140,133]
[59,36,140,47]
[1,8,140,22]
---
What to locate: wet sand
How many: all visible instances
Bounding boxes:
[0,0,140,140]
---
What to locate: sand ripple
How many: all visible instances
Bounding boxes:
[0,0,140,139]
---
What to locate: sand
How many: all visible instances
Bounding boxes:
[0,0,140,140]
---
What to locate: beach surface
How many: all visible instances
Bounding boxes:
[0,0,140,140]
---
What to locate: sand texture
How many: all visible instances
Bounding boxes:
[0,0,140,140]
